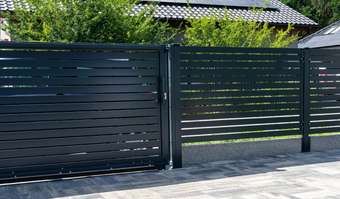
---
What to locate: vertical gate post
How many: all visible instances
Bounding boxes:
[159,45,170,169]
[168,44,183,168]
[301,49,311,152]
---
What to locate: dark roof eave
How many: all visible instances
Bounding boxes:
[157,17,319,28]
[307,44,340,49]
[139,1,280,11]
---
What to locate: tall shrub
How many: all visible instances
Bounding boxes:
[3,0,175,44]
[184,15,299,48]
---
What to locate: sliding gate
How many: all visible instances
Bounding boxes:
[0,43,169,181]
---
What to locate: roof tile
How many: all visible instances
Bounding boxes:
[135,0,317,26]
[0,0,318,26]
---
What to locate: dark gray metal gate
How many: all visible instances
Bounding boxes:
[0,42,169,182]
[1,41,340,182]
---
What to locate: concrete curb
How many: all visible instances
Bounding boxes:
[182,135,340,166]
[311,135,340,152]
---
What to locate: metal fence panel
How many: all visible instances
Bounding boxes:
[0,42,169,182]
[170,46,303,167]
[1,41,340,179]
[309,49,340,135]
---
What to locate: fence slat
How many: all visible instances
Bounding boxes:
[182,130,300,143]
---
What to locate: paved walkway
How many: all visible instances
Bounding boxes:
[2,150,340,199]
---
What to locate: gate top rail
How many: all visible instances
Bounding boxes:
[175,45,301,53]
[0,41,165,50]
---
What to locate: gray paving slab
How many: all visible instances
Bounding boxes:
[2,150,340,198]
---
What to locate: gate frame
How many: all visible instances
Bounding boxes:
[159,45,171,168]
[0,41,171,183]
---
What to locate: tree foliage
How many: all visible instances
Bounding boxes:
[3,0,302,48]
[281,0,340,27]
[3,0,175,44]
[184,15,299,48]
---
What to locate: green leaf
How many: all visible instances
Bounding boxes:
[4,0,177,44]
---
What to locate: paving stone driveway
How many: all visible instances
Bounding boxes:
[2,149,340,199]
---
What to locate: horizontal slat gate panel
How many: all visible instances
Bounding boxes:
[176,46,302,143]
[181,116,299,128]
[311,127,340,134]
[0,101,159,114]
[178,46,300,53]
[180,53,299,61]
[0,69,158,76]
[0,93,157,105]
[311,121,340,127]
[181,69,300,76]
[0,132,161,150]
[311,76,340,81]
[0,116,160,132]
[181,97,300,106]
[0,124,161,141]
[182,110,300,120]
[182,103,300,114]
[310,107,340,114]
[0,59,157,68]
[0,156,163,181]
[0,77,158,85]
[181,83,300,90]
[180,61,301,67]
[309,49,340,135]
[182,130,300,143]
[311,85,340,90]
[0,140,161,159]
[310,95,340,101]
[311,101,340,108]
[0,148,161,169]
[0,43,164,180]
[0,85,157,95]
[181,90,300,98]
[0,52,159,62]
[0,109,160,123]
[182,123,300,136]
[311,114,340,121]
[0,156,162,180]
[181,76,300,82]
